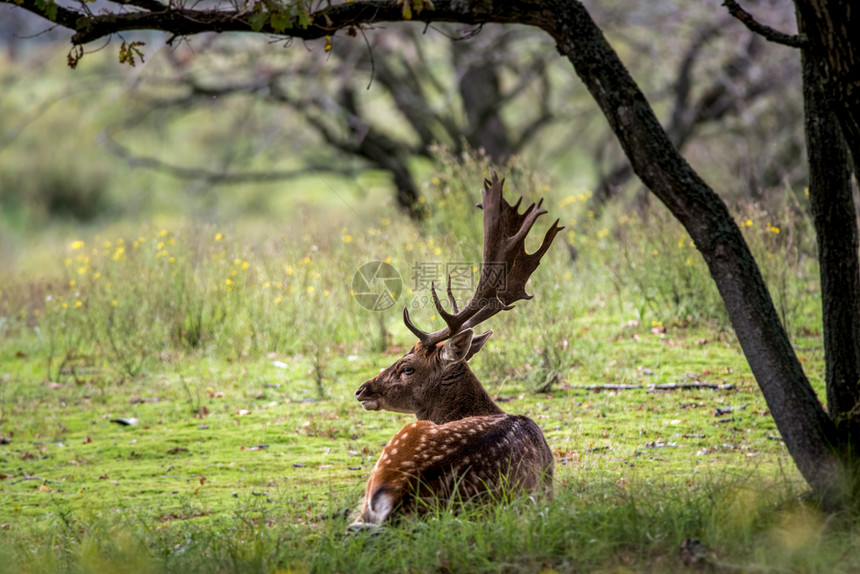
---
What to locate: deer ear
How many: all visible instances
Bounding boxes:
[440,329,474,364]
[465,329,492,361]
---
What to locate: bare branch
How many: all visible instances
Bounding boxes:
[99,131,354,183]
[0,0,545,47]
[104,0,168,12]
[722,0,808,48]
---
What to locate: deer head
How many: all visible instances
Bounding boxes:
[355,172,563,424]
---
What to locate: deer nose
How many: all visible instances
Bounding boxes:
[355,384,366,398]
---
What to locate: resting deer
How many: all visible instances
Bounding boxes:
[351,172,563,529]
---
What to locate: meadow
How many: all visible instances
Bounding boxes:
[2,46,857,574]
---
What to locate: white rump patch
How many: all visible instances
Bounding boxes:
[365,489,394,524]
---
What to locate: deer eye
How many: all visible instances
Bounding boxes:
[401,366,414,376]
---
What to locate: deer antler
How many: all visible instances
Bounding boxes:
[404,171,563,347]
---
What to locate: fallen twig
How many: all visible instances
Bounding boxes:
[568,382,734,391]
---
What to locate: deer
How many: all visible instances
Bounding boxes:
[350,172,563,529]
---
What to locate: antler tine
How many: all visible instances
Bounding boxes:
[403,307,433,346]
[500,217,565,305]
[430,281,459,324]
[508,202,547,248]
[445,274,460,314]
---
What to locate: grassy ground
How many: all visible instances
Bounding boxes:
[2,327,851,572]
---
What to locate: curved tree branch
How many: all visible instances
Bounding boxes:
[99,131,355,183]
[722,0,808,48]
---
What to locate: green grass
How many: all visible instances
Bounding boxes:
[2,320,847,572]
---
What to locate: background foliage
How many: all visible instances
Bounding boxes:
[0,5,853,571]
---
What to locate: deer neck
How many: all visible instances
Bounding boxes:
[416,364,505,425]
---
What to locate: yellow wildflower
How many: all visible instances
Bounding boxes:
[75,301,82,308]
[71,241,84,250]
[69,280,76,287]
[215,233,223,242]
[307,286,314,294]
[343,235,353,243]
[111,300,117,307]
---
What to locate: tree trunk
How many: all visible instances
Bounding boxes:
[452,41,512,163]
[536,0,843,502]
[459,63,510,162]
[798,10,860,442]
[793,0,860,173]
[340,86,426,221]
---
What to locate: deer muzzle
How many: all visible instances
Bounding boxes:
[355,383,380,411]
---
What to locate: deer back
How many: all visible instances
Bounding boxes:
[351,414,553,527]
